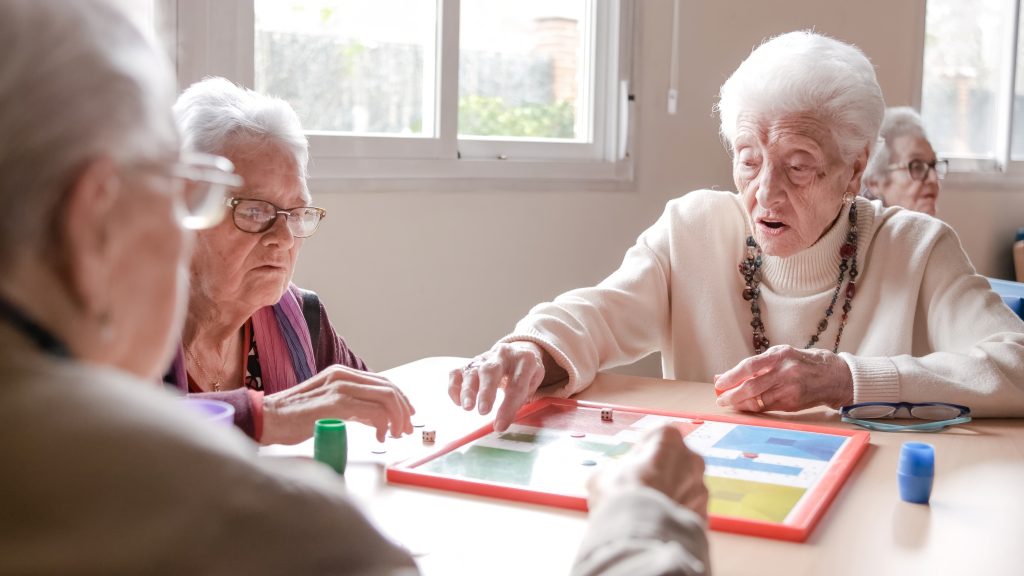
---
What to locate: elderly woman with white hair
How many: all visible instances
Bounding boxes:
[861,106,945,215]
[166,78,414,445]
[450,31,1024,431]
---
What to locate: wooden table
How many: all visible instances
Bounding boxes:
[262,357,1023,576]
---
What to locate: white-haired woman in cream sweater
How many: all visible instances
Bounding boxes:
[450,31,1024,431]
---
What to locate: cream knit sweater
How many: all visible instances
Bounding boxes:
[502,191,1024,416]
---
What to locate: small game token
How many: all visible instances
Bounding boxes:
[422,429,436,443]
[581,459,597,466]
[371,447,388,454]
[313,419,347,475]
[570,431,586,438]
[412,420,425,428]
[600,407,613,422]
[692,419,704,425]
[742,452,758,459]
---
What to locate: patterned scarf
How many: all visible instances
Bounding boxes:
[168,283,316,393]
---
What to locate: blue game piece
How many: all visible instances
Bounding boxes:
[898,442,934,504]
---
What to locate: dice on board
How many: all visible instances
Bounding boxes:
[600,407,613,422]
[422,429,436,443]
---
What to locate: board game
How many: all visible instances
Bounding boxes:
[387,398,869,542]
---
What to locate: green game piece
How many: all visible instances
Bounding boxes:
[314,419,347,475]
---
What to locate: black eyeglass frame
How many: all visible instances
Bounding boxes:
[225,197,327,238]
[839,401,971,432]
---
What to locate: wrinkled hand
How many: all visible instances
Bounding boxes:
[587,425,708,519]
[448,341,554,432]
[714,345,854,412]
[261,365,415,445]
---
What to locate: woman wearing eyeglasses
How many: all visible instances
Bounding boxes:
[166,78,414,445]
[861,106,945,216]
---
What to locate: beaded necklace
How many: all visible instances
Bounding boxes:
[739,201,859,355]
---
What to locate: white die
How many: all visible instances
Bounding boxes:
[422,429,436,443]
[601,408,613,422]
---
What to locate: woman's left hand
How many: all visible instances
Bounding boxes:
[714,345,854,412]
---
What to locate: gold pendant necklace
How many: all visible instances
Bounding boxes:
[185,345,228,392]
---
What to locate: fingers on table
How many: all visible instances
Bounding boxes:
[447,367,465,406]
[340,394,393,442]
[494,357,544,432]
[475,358,507,415]
[350,382,414,437]
[488,360,536,420]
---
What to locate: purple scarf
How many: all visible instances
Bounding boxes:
[168,283,316,393]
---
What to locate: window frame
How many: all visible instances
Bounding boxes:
[171,0,635,191]
[920,0,1024,179]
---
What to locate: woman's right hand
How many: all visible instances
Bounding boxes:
[587,425,708,518]
[448,341,556,432]
[261,365,415,445]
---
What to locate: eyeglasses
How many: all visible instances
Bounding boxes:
[840,402,971,432]
[886,159,948,182]
[138,153,243,230]
[226,198,327,238]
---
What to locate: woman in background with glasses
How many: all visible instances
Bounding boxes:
[861,106,946,216]
[166,78,415,445]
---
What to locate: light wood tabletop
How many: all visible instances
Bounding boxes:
[262,356,1023,576]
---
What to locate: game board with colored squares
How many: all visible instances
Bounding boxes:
[388,398,869,541]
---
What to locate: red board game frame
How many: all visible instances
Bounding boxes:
[387,398,870,542]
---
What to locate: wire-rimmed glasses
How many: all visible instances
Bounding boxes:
[226,198,327,238]
[886,159,948,182]
[840,401,971,432]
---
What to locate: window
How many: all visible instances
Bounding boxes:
[174,0,634,189]
[921,0,1024,175]
[254,0,436,137]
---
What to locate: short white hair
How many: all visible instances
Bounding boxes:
[717,31,885,163]
[173,78,309,182]
[862,106,930,191]
[0,0,177,266]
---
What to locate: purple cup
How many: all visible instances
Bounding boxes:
[181,398,235,426]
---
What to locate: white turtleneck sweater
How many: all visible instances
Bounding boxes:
[502,190,1024,416]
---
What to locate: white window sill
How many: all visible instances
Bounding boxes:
[306,157,635,193]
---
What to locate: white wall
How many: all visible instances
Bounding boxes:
[293,0,988,374]
[937,182,1024,279]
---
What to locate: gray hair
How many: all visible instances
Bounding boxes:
[861,106,930,195]
[0,0,177,267]
[173,78,309,183]
[717,31,885,164]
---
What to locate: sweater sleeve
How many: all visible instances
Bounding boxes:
[841,224,1024,416]
[316,301,370,372]
[571,488,709,576]
[500,207,675,396]
[189,388,259,439]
